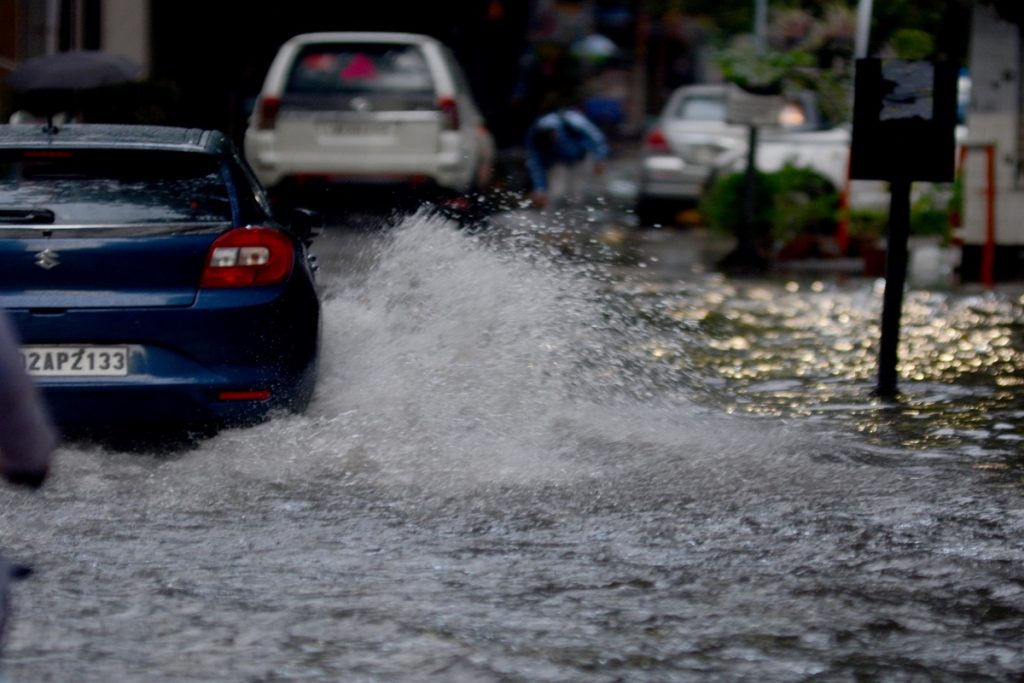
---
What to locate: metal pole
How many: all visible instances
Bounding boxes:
[735,0,766,268]
[718,0,770,272]
[876,178,911,397]
[855,0,874,59]
[982,143,997,288]
[741,124,759,247]
[754,0,768,53]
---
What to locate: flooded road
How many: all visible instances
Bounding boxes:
[1,210,1022,681]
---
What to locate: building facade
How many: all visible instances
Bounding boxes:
[0,0,149,117]
[959,3,1023,281]
[0,0,148,71]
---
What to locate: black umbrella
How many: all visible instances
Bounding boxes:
[6,50,142,130]
[7,50,142,93]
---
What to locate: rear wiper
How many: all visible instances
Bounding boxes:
[0,208,56,224]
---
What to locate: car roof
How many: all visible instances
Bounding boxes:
[283,31,442,48]
[669,84,727,100]
[0,124,231,154]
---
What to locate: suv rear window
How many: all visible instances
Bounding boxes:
[286,43,435,96]
[0,150,233,225]
[673,95,726,122]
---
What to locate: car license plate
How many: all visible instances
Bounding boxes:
[20,346,129,377]
[321,121,393,137]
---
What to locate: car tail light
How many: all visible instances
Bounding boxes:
[200,227,294,288]
[218,390,271,401]
[645,128,670,153]
[255,96,280,130]
[438,96,459,130]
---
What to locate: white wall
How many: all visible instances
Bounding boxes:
[101,0,149,74]
[962,3,1023,247]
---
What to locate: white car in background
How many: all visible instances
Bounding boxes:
[244,32,495,206]
[635,83,852,225]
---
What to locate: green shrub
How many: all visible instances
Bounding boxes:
[888,29,936,60]
[911,185,955,243]
[847,188,955,244]
[847,208,887,239]
[700,163,839,245]
[704,166,957,249]
[770,165,839,241]
[700,169,776,244]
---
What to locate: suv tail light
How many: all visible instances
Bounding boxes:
[645,128,670,153]
[438,96,460,130]
[200,227,294,288]
[255,96,281,130]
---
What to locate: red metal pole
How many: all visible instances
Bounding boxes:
[835,148,852,255]
[949,145,968,245]
[981,144,996,288]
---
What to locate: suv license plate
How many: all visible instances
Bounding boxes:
[20,346,129,377]
[322,122,393,137]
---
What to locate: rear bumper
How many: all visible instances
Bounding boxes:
[268,175,462,211]
[10,275,320,428]
[244,132,474,192]
[39,362,317,428]
[638,154,711,201]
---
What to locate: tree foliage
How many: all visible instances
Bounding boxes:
[639,0,972,63]
[714,43,815,94]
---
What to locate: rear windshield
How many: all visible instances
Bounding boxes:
[671,92,818,129]
[672,95,726,122]
[0,150,233,225]
[285,43,435,96]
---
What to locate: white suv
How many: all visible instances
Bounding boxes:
[244,32,495,201]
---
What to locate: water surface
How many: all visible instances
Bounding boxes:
[1,212,1021,681]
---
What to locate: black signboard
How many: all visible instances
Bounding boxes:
[850,59,958,182]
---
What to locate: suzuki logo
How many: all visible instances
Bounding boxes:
[34,248,60,270]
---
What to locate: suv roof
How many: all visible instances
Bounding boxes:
[0,124,230,154]
[281,31,443,46]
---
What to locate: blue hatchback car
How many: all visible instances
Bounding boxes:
[0,124,321,429]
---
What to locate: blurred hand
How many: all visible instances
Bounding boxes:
[531,191,549,209]
[0,312,56,490]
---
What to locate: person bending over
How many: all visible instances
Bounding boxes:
[524,106,609,210]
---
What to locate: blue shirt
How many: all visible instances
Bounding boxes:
[525,109,609,192]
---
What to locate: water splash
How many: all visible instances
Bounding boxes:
[119,210,819,499]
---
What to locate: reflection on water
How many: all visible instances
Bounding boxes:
[0,211,1021,681]
[608,264,1023,465]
